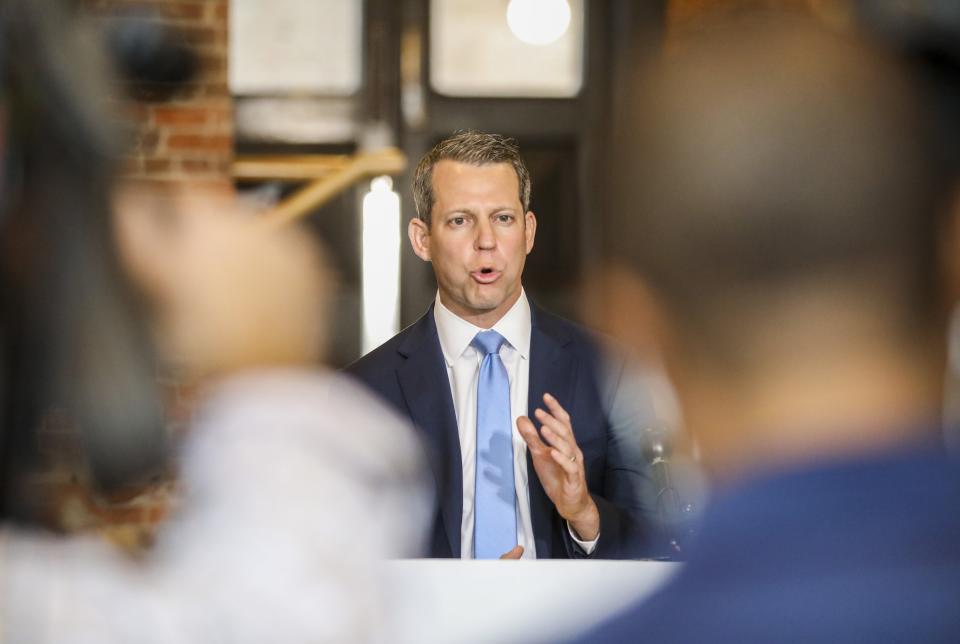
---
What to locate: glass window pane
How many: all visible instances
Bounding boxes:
[430,0,585,98]
[230,0,362,95]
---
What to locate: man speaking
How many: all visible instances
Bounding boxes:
[347,132,659,559]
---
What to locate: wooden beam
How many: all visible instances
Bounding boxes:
[259,148,407,227]
[232,154,353,181]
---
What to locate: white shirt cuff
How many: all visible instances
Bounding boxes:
[566,521,599,555]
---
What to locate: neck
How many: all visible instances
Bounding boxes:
[440,288,523,329]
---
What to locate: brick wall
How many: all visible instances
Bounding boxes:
[94,0,234,186]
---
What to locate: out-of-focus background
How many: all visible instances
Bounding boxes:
[37,0,959,550]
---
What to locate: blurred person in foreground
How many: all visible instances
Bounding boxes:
[571,13,960,644]
[0,1,430,642]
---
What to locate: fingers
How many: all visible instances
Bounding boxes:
[517,416,548,454]
[534,408,571,442]
[534,393,581,462]
[520,402,584,483]
[535,393,573,439]
[525,415,582,481]
[540,424,580,463]
[499,545,524,559]
[543,393,572,425]
[549,448,580,476]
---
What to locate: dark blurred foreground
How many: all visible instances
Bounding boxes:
[573,9,960,644]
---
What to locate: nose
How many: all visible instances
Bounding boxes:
[475,218,496,251]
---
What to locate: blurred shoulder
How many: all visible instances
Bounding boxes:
[189,368,426,476]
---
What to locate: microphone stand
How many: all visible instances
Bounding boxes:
[643,428,686,557]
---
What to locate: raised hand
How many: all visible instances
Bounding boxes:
[516,393,600,541]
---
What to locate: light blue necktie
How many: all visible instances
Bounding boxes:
[472,330,517,559]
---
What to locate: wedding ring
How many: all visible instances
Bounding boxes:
[569,455,576,463]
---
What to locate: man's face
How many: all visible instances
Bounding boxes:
[409,160,536,326]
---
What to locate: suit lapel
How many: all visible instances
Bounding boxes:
[396,310,463,557]
[526,304,577,558]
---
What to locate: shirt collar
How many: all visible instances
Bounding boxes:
[433,289,531,366]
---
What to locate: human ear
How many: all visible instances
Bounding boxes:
[524,211,537,254]
[408,217,432,262]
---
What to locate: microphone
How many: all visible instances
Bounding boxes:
[642,424,693,557]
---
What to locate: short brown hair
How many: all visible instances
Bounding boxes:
[413,131,532,225]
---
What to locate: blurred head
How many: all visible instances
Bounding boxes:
[409,132,536,328]
[0,0,167,517]
[113,182,330,381]
[609,14,954,476]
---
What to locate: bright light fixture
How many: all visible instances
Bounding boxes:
[361,175,401,354]
[506,0,571,46]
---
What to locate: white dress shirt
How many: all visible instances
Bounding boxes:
[434,290,598,559]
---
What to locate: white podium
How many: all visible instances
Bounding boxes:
[385,560,679,643]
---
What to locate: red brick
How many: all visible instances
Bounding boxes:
[152,106,209,126]
[102,1,233,240]
[177,103,231,126]
[179,158,212,172]
[166,134,231,152]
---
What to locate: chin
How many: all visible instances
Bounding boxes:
[465,297,502,314]
[468,288,509,309]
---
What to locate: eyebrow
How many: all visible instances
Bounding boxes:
[440,206,518,217]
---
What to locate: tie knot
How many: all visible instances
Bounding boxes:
[471,330,507,356]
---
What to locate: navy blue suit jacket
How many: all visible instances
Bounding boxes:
[571,442,960,643]
[345,303,659,559]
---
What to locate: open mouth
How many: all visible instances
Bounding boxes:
[471,267,501,284]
